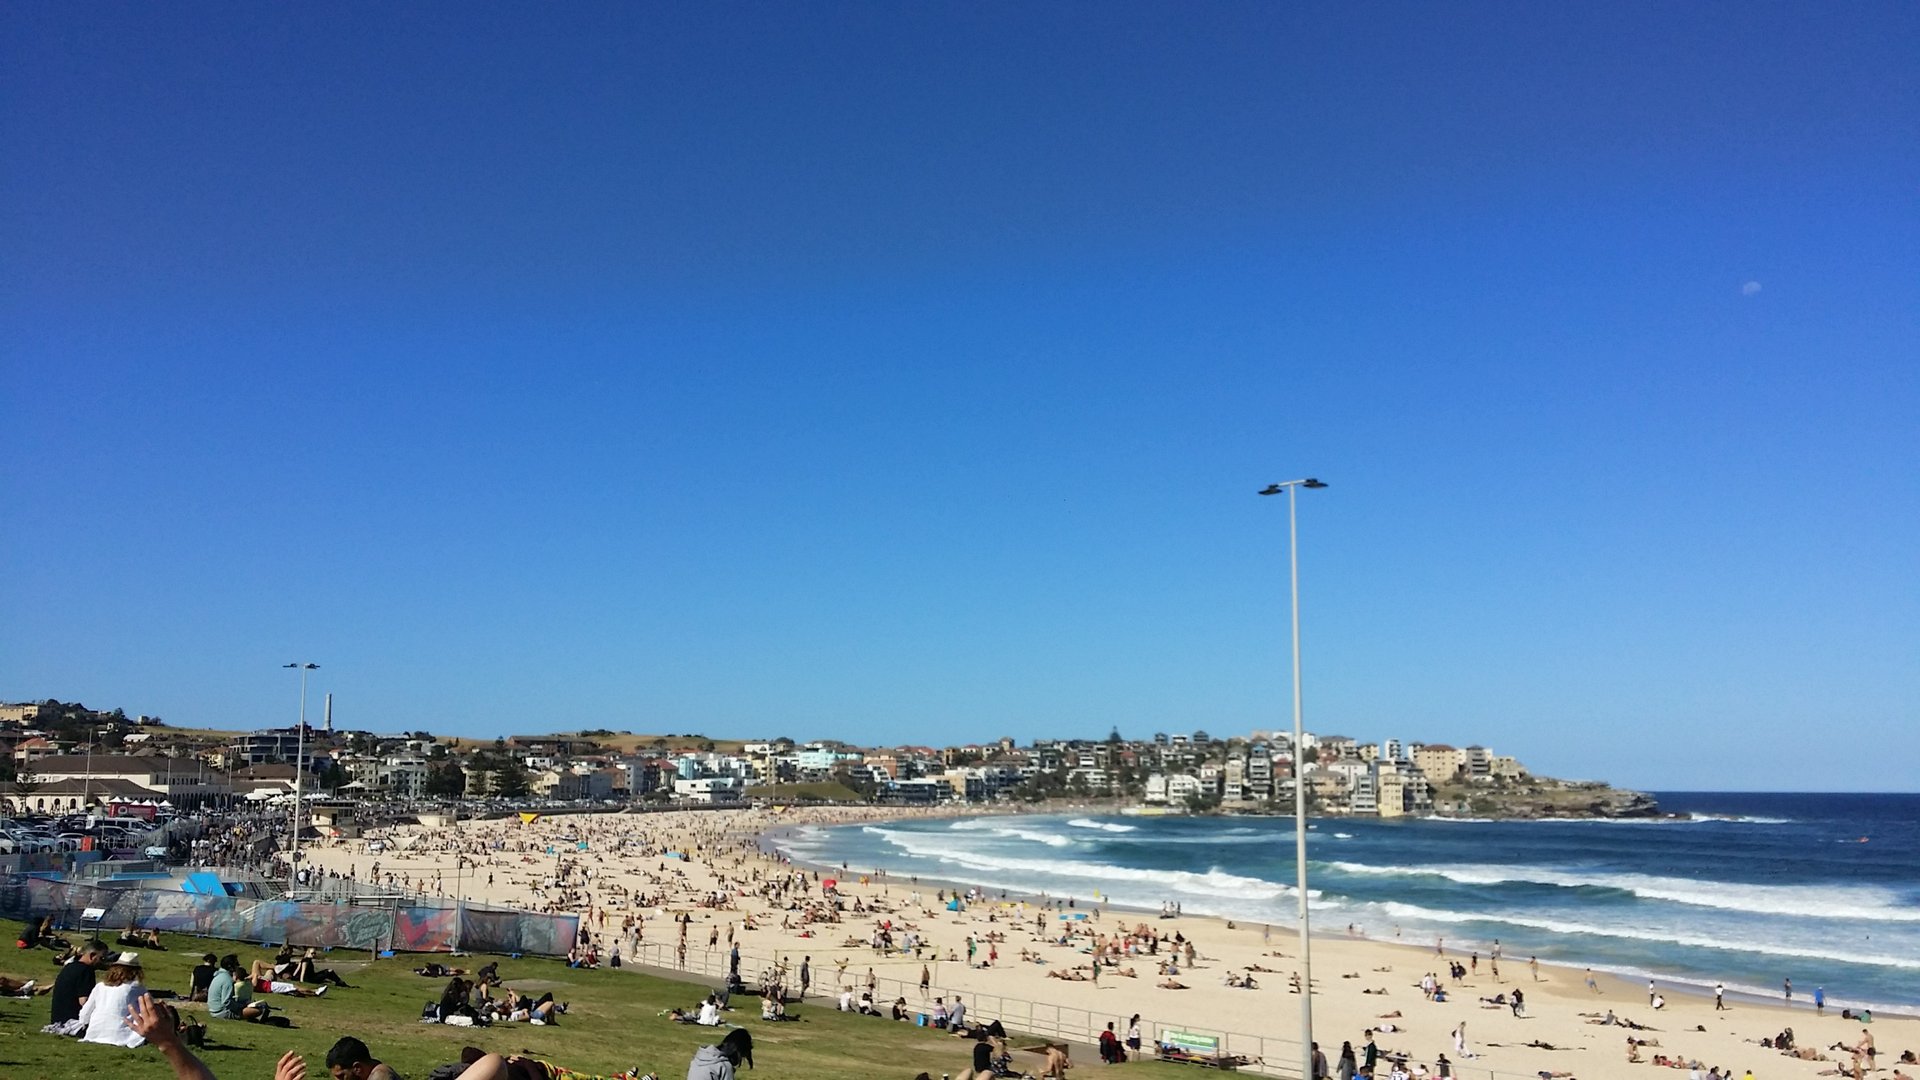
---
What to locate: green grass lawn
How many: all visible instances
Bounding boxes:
[0,920,1200,1080]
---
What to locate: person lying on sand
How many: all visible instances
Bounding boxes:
[1158,980,1188,990]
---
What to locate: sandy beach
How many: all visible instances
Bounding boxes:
[295,806,1917,1080]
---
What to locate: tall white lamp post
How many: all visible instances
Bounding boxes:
[1260,477,1327,1079]
[284,662,319,894]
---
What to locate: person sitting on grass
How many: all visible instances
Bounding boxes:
[284,947,352,987]
[45,942,108,1035]
[438,976,481,1023]
[208,954,272,1022]
[688,1028,754,1080]
[760,987,796,1022]
[117,925,166,950]
[78,951,152,1047]
[189,953,219,1001]
[325,1035,402,1080]
[19,915,69,952]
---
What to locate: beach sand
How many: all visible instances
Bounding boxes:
[296,806,1916,1080]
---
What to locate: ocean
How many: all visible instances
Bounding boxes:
[772,791,1920,1014]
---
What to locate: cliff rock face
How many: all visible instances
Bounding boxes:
[1432,782,1662,820]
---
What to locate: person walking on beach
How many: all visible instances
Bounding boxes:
[1715,983,1726,1010]
[799,957,811,999]
[920,964,930,995]
[1585,969,1600,994]
[1529,956,1539,982]
[1815,986,1827,1014]
[1649,979,1658,1005]
[1784,977,1792,1003]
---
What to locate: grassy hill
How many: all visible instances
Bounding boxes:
[0,919,1191,1080]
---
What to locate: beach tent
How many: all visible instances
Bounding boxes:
[947,898,965,912]
[519,812,541,825]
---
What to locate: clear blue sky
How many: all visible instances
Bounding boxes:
[4,3,1915,791]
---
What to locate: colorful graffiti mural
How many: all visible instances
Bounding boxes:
[0,875,577,957]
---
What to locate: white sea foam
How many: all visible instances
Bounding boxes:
[861,825,1313,901]
[1333,832,1354,839]
[1367,900,1920,971]
[1103,833,1271,846]
[945,820,1076,847]
[1321,861,1920,922]
[1067,818,1138,833]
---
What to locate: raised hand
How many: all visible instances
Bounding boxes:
[276,1051,308,1080]
[126,993,179,1048]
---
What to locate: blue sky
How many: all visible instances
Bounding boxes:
[4,3,1915,791]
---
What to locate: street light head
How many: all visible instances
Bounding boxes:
[1303,479,1328,489]
[1258,484,1283,496]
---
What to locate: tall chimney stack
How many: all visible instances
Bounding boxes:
[324,693,333,733]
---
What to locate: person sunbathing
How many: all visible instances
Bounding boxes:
[1158,979,1188,989]
[117,927,165,950]
[250,959,328,997]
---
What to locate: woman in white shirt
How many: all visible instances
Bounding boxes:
[78,952,151,1047]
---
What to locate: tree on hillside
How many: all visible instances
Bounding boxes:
[491,758,531,798]
[317,762,348,793]
[425,762,466,798]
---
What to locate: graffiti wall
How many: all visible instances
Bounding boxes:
[0,875,577,957]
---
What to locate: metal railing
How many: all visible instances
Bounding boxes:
[605,938,1551,1080]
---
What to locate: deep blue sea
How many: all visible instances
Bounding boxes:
[774,792,1920,1013]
